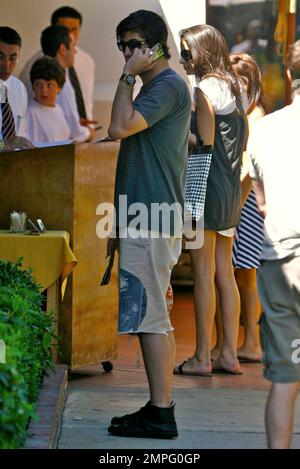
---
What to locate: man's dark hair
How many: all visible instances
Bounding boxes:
[30,56,66,88]
[116,10,170,59]
[41,25,70,58]
[51,6,82,26]
[0,27,22,47]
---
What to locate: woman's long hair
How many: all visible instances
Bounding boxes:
[230,53,267,114]
[180,24,241,101]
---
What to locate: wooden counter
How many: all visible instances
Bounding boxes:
[0,142,120,369]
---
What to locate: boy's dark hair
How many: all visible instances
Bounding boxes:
[0,27,22,47]
[30,56,66,88]
[116,10,170,59]
[41,25,70,58]
[51,6,82,26]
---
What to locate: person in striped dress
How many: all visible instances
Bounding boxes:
[231,53,267,363]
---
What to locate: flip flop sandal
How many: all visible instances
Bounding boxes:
[237,356,262,364]
[174,360,213,377]
[213,366,243,375]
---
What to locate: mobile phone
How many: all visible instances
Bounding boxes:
[36,219,46,232]
[149,43,164,63]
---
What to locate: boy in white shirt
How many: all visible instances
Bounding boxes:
[26,56,71,145]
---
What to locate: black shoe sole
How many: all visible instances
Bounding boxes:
[108,428,178,439]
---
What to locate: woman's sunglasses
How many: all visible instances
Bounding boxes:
[180,49,193,62]
[117,39,147,52]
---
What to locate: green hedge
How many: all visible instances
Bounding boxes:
[0,259,55,449]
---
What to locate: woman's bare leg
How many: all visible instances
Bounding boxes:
[211,288,223,359]
[174,230,216,374]
[214,233,240,371]
[235,268,261,360]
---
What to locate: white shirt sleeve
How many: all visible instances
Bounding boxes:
[73,47,95,120]
[57,76,90,143]
[197,77,247,115]
[197,77,235,114]
[2,76,28,138]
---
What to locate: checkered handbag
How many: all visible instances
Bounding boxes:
[185,146,213,221]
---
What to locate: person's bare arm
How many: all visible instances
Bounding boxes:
[108,49,154,140]
[188,132,197,149]
[240,171,252,207]
[195,88,215,146]
[243,116,249,151]
[252,178,266,218]
[108,81,148,140]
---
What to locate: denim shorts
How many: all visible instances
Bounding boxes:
[118,232,181,334]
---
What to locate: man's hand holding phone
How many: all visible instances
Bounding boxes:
[124,43,164,76]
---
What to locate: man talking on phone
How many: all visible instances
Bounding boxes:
[107,10,191,438]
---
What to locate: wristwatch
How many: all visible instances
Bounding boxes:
[119,73,136,86]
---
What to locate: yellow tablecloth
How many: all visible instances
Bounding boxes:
[0,230,77,295]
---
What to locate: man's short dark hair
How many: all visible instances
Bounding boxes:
[51,6,82,26]
[116,10,170,59]
[0,27,22,47]
[41,25,70,58]
[30,56,66,88]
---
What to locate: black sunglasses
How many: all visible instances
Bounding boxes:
[180,49,193,61]
[117,39,147,52]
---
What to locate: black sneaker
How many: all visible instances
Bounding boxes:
[111,401,151,425]
[108,402,178,439]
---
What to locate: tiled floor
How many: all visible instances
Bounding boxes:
[111,285,269,391]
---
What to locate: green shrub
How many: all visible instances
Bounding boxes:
[0,259,55,449]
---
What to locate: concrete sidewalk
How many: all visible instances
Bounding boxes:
[57,358,300,449]
[57,289,300,449]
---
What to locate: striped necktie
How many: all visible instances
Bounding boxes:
[68,66,87,119]
[1,86,16,139]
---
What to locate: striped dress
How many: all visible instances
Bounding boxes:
[233,190,265,269]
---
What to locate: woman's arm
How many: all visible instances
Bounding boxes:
[252,179,266,218]
[240,170,252,207]
[195,88,215,146]
[188,131,197,149]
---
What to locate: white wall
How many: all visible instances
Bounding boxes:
[1,0,205,97]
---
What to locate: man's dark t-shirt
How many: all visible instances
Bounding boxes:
[114,68,191,235]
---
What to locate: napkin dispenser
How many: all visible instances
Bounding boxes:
[10,211,27,232]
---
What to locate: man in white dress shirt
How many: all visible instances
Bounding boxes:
[0,27,27,139]
[19,6,95,122]
[40,25,90,143]
[51,6,95,124]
